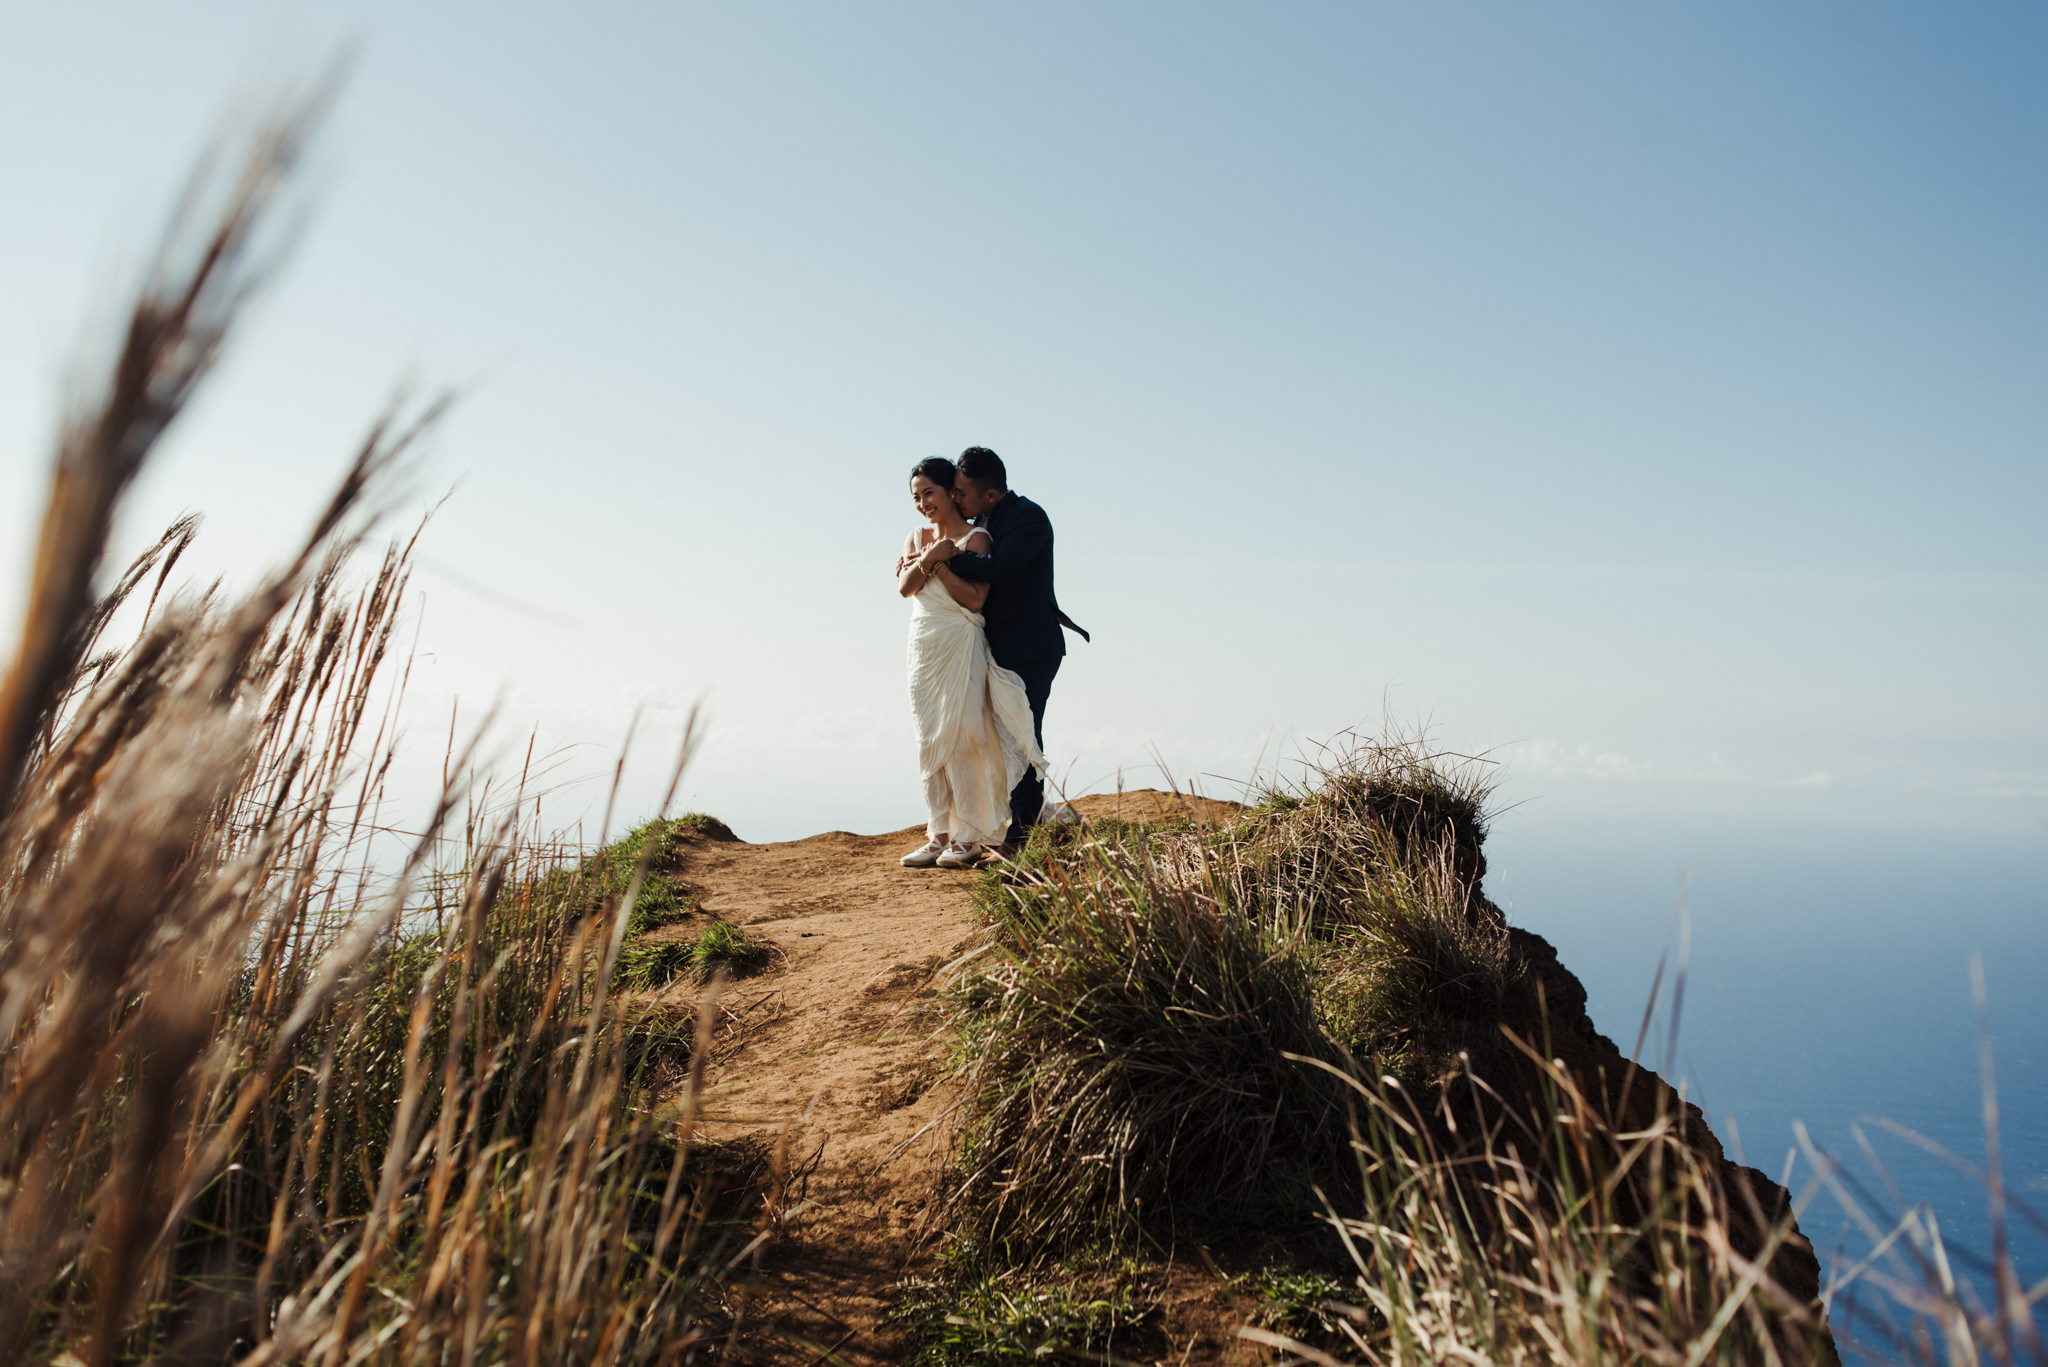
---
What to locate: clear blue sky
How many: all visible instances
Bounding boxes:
[3,1,2043,852]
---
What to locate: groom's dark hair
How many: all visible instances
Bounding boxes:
[957,446,1007,491]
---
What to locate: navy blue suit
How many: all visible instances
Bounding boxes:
[946,491,1081,842]
[947,492,1065,668]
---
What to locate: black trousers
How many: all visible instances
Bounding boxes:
[1004,656,1061,845]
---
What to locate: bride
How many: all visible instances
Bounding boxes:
[894,456,1048,869]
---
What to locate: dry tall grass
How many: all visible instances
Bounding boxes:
[940,740,2047,1366]
[1256,994,2047,1367]
[1253,1045,1836,1366]
[938,737,1517,1257]
[937,739,1843,1363]
[1235,739,1512,1080]
[942,823,1348,1255]
[0,102,717,1365]
[1792,966,2048,1367]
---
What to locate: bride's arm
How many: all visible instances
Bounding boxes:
[897,530,949,598]
[931,530,992,610]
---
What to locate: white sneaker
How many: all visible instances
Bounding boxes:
[900,837,948,868]
[935,841,983,870]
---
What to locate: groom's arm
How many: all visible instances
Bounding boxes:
[944,505,1051,584]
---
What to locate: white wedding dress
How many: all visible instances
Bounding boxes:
[908,558,1048,847]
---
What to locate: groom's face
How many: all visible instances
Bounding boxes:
[952,474,1001,519]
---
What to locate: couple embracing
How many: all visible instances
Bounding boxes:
[894,446,1086,870]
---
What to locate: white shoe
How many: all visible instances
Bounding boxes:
[900,837,947,868]
[935,842,983,870]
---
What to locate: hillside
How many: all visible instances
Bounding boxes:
[634,791,1832,1365]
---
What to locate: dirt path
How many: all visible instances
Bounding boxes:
[677,819,974,1362]
[663,791,1247,1364]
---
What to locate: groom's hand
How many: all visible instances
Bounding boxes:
[920,538,959,568]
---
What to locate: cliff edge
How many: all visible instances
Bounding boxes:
[634,790,1832,1364]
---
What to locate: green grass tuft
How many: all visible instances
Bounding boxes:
[615,939,696,992]
[1248,1267,1350,1341]
[615,919,770,992]
[557,816,704,935]
[892,1272,1148,1365]
[672,810,726,835]
[690,917,767,979]
[625,878,696,935]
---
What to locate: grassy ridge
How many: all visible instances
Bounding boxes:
[941,745,1513,1257]
[948,816,1348,1254]
[924,755,2039,1365]
[927,748,1846,1364]
[584,817,772,992]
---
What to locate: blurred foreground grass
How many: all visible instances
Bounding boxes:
[0,101,731,1366]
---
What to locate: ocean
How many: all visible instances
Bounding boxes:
[1488,814,2048,1360]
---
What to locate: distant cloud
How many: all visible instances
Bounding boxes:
[1967,770,2048,800]
[1509,740,1657,781]
[1507,742,1841,791]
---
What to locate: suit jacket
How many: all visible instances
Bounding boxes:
[946,491,1073,668]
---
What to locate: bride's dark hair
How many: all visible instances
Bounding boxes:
[909,456,957,491]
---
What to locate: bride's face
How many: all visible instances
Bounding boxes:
[911,475,956,524]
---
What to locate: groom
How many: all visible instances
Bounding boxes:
[929,446,1085,852]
